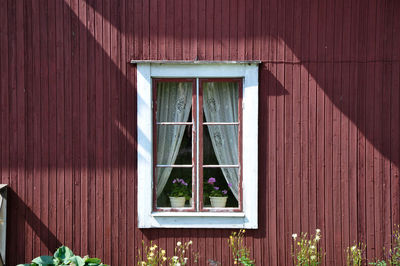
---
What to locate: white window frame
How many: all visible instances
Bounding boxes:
[136,61,259,228]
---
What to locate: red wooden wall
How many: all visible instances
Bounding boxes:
[1,0,400,265]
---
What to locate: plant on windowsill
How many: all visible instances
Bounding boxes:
[169,178,191,208]
[206,177,229,208]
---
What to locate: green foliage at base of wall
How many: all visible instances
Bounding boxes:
[17,246,108,266]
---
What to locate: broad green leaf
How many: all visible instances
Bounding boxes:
[65,255,85,266]
[84,258,101,264]
[54,246,74,262]
[32,255,55,265]
[52,257,61,265]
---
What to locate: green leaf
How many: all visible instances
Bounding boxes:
[84,258,101,264]
[32,255,55,265]
[65,255,85,266]
[54,246,75,262]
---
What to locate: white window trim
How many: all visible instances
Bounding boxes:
[137,62,259,228]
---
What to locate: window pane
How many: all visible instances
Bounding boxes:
[157,125,192,165]
[156,82,193,122]
[203,168,239,208]
[203,125,239,165]
[156,167,193,208]
[203,82,239,122]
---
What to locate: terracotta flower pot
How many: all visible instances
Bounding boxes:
[210,196,228,208]
[169,196,186,208]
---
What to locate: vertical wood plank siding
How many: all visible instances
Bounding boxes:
[1,0,400,265]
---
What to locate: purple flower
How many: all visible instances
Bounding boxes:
[173,179,177,184]
[183,182,188,186]
[208,177,216,184]
[228,183,232,188]
[222,190,227,195]
[214,186,219,190]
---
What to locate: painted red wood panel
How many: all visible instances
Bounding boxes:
[341,0,352,260]
[348,0,359,247]
[31,0,41,257]
[333,0,344,263]
[299,0,309,239]
[110,0,121,264]
[70,0,81,254]
[94,0,104,259]
[102,0,112,262]
[2,0,400,265]
[23,0,34,259]
[315,0,327,264]
[119,1,128,262]
[86,0,96,256]
[383,0,394,254]
[16,0,26,259]
[126,0,136,263]
[56,0,66,249]
[0,0,7,212]
[258,64,268,266]
[48,0,58,253]
[391,1,400,235]
[39,0,50,256]
[78,0,88,256]
[308,0,318,243]
[7,0,18,259]
[63,0,73,250]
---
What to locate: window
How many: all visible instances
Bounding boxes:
[136,62,259,228]
[153,78,242,211]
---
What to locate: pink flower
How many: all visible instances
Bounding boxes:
[214,187,219,190]
[208,177,216,184]
[228,183,232,188]
[222,190,227,195]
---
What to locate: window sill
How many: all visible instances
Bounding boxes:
[144,213,254,229]
[152,212,245,217]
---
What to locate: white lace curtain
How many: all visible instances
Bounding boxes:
[203,82,239,200]
[156,81,239,200]
[156,82,192,198]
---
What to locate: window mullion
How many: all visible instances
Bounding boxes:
[196,78,200,212]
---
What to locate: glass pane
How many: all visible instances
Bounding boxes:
[157,125,192,165]
[156,82,193,122]
[203,81,239,122]
[156,167,193,208]
[203,125,239,165]
[203,168,239,208]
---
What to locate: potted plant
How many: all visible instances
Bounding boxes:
[169,178,191,208]
[206,177,229,208]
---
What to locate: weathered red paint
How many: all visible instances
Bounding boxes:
[1,0,400,265]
